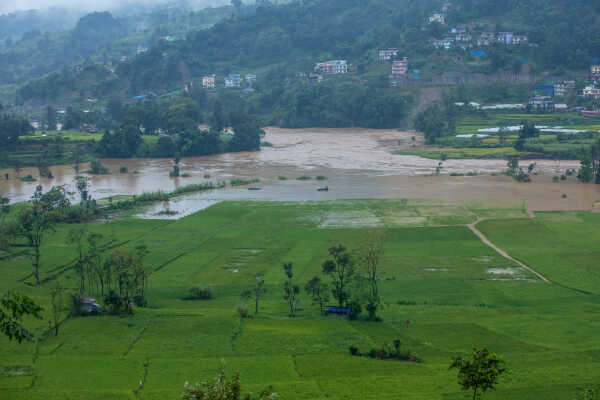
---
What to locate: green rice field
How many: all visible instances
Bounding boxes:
[1,199,599,399]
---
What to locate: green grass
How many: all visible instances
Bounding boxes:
[395,147,528,160]
[1,200,599,399]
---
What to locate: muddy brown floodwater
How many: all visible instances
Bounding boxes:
[1,127,598,218]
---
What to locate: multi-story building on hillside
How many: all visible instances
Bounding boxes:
[224,74,242,88]
[428,13,446,24]
[315,60,348,74]
[391,57,409,75]
[528,95,554,112]
[379,48,399,62]
[497,32,514,44]
[512,35,529,45]
[592,65,600,80]
[202,75,215,89]
[553,80,575,97]
[583,84,600,99]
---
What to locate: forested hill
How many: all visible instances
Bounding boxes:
[16,0,600,100]
[110,0,600,90]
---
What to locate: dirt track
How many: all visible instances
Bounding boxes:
[468,217,550,282]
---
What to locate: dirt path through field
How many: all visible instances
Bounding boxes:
[468,218,550,282]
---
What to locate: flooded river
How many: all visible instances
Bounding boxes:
[1,127,598,216]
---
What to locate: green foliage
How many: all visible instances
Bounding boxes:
[184,286,216,301]
[450,348,508,400]
[20,174,36,182]
[578,158,594,183]
[87,159,109,175]
[182,361,276,400]
[282,262,300,317]
[0,291,43,343]
[304,276,329,315]
[322,245,354,307]
[349,339,421,362]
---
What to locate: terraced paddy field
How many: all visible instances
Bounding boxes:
[1,199,600,399]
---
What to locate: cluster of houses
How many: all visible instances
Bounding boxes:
[201,74,257,91]
[583,65,600,100]
[314,60,349,75]
[378,49,415,86]
[455,67,600,114]
[432,27,529,51]
[428,6,529,52]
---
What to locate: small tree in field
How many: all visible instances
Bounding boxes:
[450,347,508,400]
[243,274,267,315]
[282,262,300,317]
[361,230,386,321]
[182,361,276,400]
[322,244,354,306]
[305,276,329,315]
[50,283,66,336]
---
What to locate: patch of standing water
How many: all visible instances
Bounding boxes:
[487,268,518,275]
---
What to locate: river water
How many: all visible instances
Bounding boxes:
[1,127,598,217]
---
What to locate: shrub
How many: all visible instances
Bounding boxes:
[562,194,568,198]
[88,159,109,174]
[237,304,249,318]
[348,300,362,320]
[203,174,211,179]
[181,173,191,178]
[466,171,477,176]
[316,175,326,180]
[349,345,359,356]
[231,178,251,186]
[297,175,311,180]
[184,286,215,300]
[553,176,559,182]
[20,174,36,182]
[119,166,128,173]
[260,141,273,147]
[278,176,287,180]
[561,175,567,180]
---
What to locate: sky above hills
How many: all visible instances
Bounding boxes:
[0,0,235,14]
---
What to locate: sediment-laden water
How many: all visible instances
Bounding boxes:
[1,127,596,217]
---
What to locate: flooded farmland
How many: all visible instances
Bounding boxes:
[1,127,597,216]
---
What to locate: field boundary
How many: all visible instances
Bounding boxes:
[468,218,550,282]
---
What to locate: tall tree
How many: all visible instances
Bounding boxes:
[305,276,329,315]
[361,230,386,321]
[14,185,70,286]
[248,274,267,315]
[1,291,43,343]
[282,262,300,317]
[322,244,354,307]
[450,347,508,400]
[49,283,66,336]
[67,226,87,295]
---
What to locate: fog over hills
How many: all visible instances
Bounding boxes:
[0,0,243,15]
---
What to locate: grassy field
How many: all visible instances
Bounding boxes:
[401,111,600,160]
[1,199,599,399]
